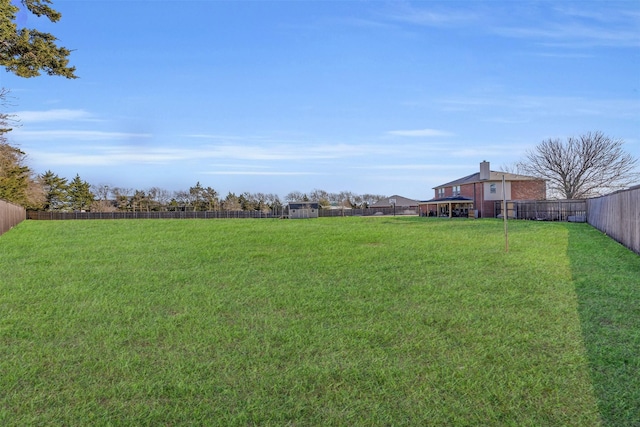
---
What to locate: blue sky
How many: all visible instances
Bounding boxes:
[2,0,639,200]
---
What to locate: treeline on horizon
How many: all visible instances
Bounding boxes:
[25,170,388,213]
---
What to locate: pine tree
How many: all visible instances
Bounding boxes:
[40,170,68,211]
[0,140,30,204]
[1,0,76,78]
[67,174,93,211]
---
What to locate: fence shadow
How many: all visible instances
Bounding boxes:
[567,224,640,426]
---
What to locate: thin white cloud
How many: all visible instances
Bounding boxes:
[493,5,640,48]
[29,148,185,166]
[192,143,368,161]
[13,109,94,122]
[384,4,478,27]
[494,23,640,48]
[529,51,594,59]
[21,142,362,168]
[13,130,152,140]
[352,163,469,171]
[387,129,454,137]
[200,171,321,176]
[22,138,449,170]
[439,95,640,119]
[383,2,639,48]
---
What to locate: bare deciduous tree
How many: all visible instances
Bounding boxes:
[361,194,387,208]
[147,187,172,210]
[285,191,305,202]
[518,131,639,199]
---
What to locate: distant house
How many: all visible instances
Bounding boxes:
[287,201,319,219]
[419,161,546,218]
[370,195,419,215]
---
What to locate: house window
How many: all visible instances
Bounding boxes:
[452,186,460,196]
[490,184,496,194]
[437,188,444,198]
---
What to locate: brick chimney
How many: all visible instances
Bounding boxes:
[479,161,490,180]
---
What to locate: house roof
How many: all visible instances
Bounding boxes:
[434,171,542,189]
[370,195,419,207]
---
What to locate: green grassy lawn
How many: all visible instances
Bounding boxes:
[0,217,638,426]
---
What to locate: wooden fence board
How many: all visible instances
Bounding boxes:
[587,186,640,255]
[0,199,26,236]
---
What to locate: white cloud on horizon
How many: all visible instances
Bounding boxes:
[12,109,95,123]
[23,141,394,168]
[28,149,185,166]
[13,129,152,140]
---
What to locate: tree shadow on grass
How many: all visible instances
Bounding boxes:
[568,224,640,426]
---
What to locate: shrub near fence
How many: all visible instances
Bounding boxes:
[587,185,640,255]
[0,199,26,236]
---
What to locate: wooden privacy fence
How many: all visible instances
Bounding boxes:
[27,206,420,220]
[320,207,418,217]
[0,199,26,236]
[28,210,284,220]
[587,186,640,255]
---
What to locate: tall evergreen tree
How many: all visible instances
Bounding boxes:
[1,0,76,78]
[40,170,68,211]
[202,186,218,211]
[0,140,30,204]
[67,174,93,211]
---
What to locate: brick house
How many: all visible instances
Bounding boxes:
[419,161,546,218]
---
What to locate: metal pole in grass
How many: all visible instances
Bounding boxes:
[502,174,509,252]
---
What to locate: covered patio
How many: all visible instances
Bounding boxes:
[419,196,475,218]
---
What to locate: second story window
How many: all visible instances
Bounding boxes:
[438,188,444,198]
[452,185,460,196]
[490,183,496,194]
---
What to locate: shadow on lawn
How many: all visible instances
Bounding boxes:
[568,224,640,426]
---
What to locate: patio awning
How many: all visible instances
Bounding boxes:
[419,196,474,218]
[419,195,473,204]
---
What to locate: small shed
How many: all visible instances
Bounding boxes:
[288,201,319,219]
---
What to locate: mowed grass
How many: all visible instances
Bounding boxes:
[0,217,638,426]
